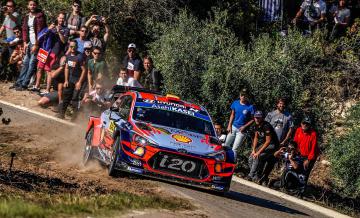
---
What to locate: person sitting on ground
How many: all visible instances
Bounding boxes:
[270,140,307,195]
[122,43,142,81]
[87,46,107,91]
[293,116,319,184]
[140,56,163,91]
[329,0,351,39]
[4,26,23,80]
[85,15,110,52]
[116,66,142,88]
[248,111,280,183]
[292,0,327,34]
[39,55,66,111]
[82,79,110,114]
[225,89,255,161]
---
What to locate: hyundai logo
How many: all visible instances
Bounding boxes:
[177,148,188,154]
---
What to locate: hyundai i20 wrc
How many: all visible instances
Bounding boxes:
[83,86,236,193]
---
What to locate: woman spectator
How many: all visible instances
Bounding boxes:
[329,0,351,39]
[140,56,163,91]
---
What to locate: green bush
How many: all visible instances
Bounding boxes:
[328,104,360,198]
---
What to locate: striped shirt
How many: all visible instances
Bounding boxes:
[260,0,282,22]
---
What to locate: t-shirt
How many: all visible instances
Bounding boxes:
[87,59,107,79]
[2,12,19,38]
[301,0,327,22]
[330,6,351,23]
[28,15,36,44]
[52,26,70,55]
[141,68,163,91]
[122,55,142,77]
[230,100,255,128]
[66,14,86,32]
[260,0,282,22]
[116,77,143,88]
[255,121,279,151]
[284,153,305,174]
[66,52,84,83]
[75,38,86,53]
[89,36,106,52]
[265,110,294,142]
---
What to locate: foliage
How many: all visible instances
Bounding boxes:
[328,103,360,198]
[0,191,192,218]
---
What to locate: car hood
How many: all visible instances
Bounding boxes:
[135,122,222,156]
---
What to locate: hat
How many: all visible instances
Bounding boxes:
[84,41,92,49]
[240,88,249,96]
[254,111,263,118]
[302,117,312,124]
[128,43,136,49]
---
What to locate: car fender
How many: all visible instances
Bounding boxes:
[85,116,102,146]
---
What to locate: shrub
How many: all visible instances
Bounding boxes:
[328,103,360,198]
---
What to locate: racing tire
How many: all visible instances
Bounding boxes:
[83,127,95,166]
[108,136,121,177]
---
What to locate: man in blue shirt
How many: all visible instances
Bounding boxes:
[225,89,255,160]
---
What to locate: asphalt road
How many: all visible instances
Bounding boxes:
[0,102,328,218]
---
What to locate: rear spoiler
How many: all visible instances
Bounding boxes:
[111,85,162,95]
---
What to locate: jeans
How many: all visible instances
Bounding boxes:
[225,125,246,160]
[15,43,38,88]
[248,152,273,180]
[58,82,81,116]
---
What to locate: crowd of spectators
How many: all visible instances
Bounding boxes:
[0,0,163,119]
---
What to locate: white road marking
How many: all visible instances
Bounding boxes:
[232,176,351,218]
[0,100,75,126]
[0,99,352,218]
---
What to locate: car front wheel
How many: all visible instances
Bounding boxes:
[83,127,94,166]
[108,136,121,177]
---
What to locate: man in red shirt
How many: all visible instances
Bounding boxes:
[293,117,319,180]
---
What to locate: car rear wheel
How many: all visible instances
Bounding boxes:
[108,136,121,177]
[83,127,95,166]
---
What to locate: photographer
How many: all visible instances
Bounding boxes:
[85,15,110,52]
[270,141,307,195]
[32,12,69,94]
[0,1,20,41]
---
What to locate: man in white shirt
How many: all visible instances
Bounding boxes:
[293,0,327,34]
[116,66,142,88]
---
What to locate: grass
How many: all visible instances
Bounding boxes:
[0,192,193,218]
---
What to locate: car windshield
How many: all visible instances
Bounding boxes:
[133,107,215,136]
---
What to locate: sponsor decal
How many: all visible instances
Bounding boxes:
[172,134,192,144]
[108,121,116,133]
[170,141,195,149]
[127,166,143,174]
[154,127,171,135]
[243,110,248,115]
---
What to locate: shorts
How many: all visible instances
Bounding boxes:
[44,91,59,103]
[37,52,57,72]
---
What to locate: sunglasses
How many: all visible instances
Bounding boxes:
[93,52,101,55]
[6,5,14,7]
[127,50,135,53]
[69,45,76,48]
[80,29,87,32]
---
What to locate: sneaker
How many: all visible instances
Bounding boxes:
[15,86,26,91]
[55,113,65,119]
[29,86,40,93]
[9,84,18,89]
[39,90,49,97]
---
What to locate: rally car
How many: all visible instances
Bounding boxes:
[83,86,236,192]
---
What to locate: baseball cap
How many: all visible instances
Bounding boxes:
[240,88,249,96]
[254,111,263,118]
[128,43,136,49]
[302,117,312,124]
[84,41,92,49]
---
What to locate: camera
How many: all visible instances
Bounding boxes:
[96,15,103,21]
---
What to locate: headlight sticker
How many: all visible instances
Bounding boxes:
[172,134,192,144]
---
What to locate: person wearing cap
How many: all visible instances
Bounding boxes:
[293,116,319,180]
[248,110,280,182]
[225,89,255,160]
[122,43,143,81]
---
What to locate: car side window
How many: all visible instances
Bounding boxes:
[119,95,133,120]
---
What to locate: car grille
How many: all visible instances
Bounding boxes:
[148,151,209,180]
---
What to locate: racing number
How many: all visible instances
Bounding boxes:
[159,155,196,173]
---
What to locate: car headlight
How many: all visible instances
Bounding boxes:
[133,134,158,147]
[208,150,226,162]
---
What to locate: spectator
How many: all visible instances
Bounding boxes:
[293,116,319,182]
[32,12,69,94]
[116,66,142,87]
[83,41,93,59]
[248,111,280,182]
[11,0,46,91]
[8,26,24,79]
[329,0,351,39]
[75,26,88,54]
[49,56,66,111]
[270,140,307,194]
[66,0,86,38]
[141,56,163,91]
[85,15,110,52]
[225,89,255,160]
[265,98,294,146]
[122,43,142,81]
[82,79,110,114]
[87,46,107,91]
[0,0,21,42]
[293,0,327,34]
[56,40,86,119]
[214,122,227,145]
